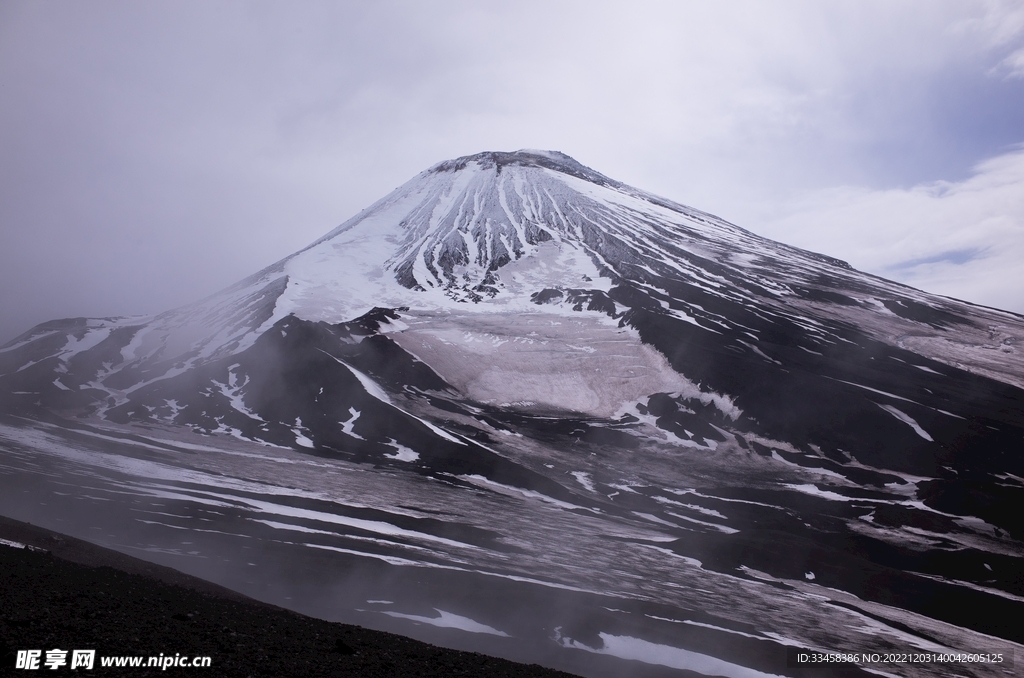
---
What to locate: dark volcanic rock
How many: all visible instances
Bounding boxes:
[0,517,578,678]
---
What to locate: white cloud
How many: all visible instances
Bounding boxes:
[958,0,1024,78]
[753,146,1024,313]
[1000,46,1024,78]
[955,0,1024,46]
[1,1,1024,340]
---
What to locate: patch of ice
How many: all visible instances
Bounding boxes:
[213,369,264,423]
[235,495,480,550]
[385,439,419,462]
[570,471,595,492]
[651,496,727,519]
[828,377,919,404]
[15,358,43,373]
[318,349,464,445]
[910,571,1024,603]
[378,318,409,333]
[319,350,392,404]
[304,542,448,568]
[664,511,739,534]
[645,615,769,642]
[784,484,857,502]
[737,339,781,365]
[632,512,677,528]
[875,404,933,441]
[665,487,778,509]
[162,400,185,422]
[459,474,580,510]
[556,631,785,678]
[381,609,509,637]
[291,417,315,448]
[843,610,950,653]
[338,408,363,440]
[250,519,435,555]
[119,325,151,362]
[0,330,62,354]
[58,327,112,361]
[211,418,249,443]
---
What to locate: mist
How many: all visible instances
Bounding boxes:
[3,1,1024,343]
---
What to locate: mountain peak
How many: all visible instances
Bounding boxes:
[427,149,613,185]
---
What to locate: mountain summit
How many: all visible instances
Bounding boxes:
[2,151,1023,677]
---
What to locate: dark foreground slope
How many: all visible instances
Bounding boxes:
[0,516,580,678]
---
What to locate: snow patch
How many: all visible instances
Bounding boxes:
[292,417,315,448]
[570,471,595,492]
[339,408,363,440]
[555,631,784,678]
[459,474,580,510]
[381,609,509,637]
[875,404,933,441]
[784,484,857,502]
[384,439,419,462]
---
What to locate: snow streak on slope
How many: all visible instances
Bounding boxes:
[5,150,1023,397]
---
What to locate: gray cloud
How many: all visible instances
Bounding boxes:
[2,0,1023,341]
[754,146,1024,313]
[888,248,988,270]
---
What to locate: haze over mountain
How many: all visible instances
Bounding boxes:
[5,2,1024,347]
[2,150,1022,678]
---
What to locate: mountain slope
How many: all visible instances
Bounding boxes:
[2,150,1023,677]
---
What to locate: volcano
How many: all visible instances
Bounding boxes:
[2,150,1022,677]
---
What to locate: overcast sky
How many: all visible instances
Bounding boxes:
[2,1,1023,343]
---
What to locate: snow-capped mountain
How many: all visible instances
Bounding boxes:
[2,150,1023,677]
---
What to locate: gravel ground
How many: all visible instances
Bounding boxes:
[0,515,580,677]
